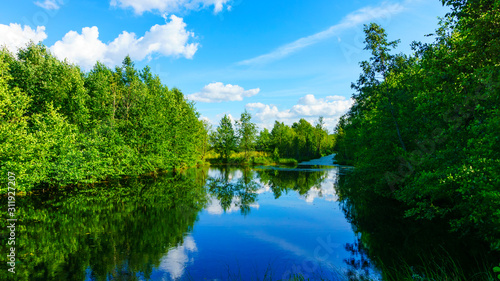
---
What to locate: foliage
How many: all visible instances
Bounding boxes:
[210,114,237,162]
[210,113,335,164]
[0,45,207,192]
[256,127,272,152]
[235,109,257,160]
[334,0,500,250]
[268,118,334,162]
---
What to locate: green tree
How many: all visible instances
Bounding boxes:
[7,43,90,127]
[353,23,407,152]
[210,115,237,162]
[256,128,271,152]
[0,50,35,191]
[0,44,208,193]
[235,110,257,160]
[334,0,500,251]
[314,116,331,156]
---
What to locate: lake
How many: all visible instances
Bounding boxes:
[0,160,383,280]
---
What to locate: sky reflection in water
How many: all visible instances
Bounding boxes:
[149,166,380,281]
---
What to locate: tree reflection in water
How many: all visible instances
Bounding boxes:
[335,171,500,281]
[0,168,208,281]
[205,166,259,216]
[343,238,374,281]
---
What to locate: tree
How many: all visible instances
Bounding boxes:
[210,115,237,162]
[353,23,407,152]
[314,116,329,156]
[256,128,271,152]
[8,43,90,127]
[333,0,500,251]
[0,45,208,192]
[198,120,212,160]
[235,110,257,160]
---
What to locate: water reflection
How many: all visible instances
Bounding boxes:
[0,165,382,281]
[205,167,259,216]
[158,235,197,280]
[255,165,336,203]
[0,171,208,281]
[335,169,500,281]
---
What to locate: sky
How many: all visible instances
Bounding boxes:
[0,0,450,132]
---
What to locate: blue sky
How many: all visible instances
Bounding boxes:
[0,0,450,131]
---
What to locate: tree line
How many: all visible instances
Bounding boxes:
[0,44,207,192]
[334,0,499,250]
[209,111,336,163]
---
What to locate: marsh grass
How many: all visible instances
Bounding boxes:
[206,151,298,166]
[374,250,497,281]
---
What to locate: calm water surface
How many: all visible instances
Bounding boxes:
[155,166,379,280]
[1,162,381,281]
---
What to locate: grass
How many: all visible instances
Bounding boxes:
[373,250,498,281]
[206,151,298,166]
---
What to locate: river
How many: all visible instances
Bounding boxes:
[0,157,384,280]
[3,155,495,281]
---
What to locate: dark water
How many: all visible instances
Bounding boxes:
[0,164,381,281]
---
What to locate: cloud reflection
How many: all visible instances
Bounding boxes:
[205,196,260,215]
[303,172,338,203]
[159,235,197,280]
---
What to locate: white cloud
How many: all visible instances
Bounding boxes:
[50,27,107,70]
[246,94,354,130]
[34,0,62,10]
[188,82,260,103]
[200,115,212,124]
[110,0,231,15]
[0,24,47,54]
[238,1,406,65]
[50,15,198,70]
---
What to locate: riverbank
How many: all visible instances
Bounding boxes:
[205,151,298,166]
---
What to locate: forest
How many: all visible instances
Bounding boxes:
[333,0,500,252]
[0,45,207,192]
[208,113,335,164]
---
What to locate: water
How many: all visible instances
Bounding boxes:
[0,161,383,280]
[174,166,378,280]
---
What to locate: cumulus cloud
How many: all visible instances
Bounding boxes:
[110,0,231,15]
[0,24,47,54]
[34,0,62,10]
[49,15,198,70]
[246,94,354,130]
[238,1,406,65]
[188,82,260,103]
